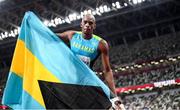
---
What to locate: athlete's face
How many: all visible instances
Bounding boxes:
[81,15,96,35]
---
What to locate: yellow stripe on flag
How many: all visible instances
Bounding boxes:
[10,39,25,77]
[11,39,61,107]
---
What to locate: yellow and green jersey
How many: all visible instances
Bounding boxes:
[70,32,102,68]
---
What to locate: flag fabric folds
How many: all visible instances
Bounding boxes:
[2,11,111,109]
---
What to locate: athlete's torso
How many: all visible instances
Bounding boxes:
[70,32,102,68]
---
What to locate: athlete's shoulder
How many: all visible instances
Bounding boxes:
[92,34,102,41]
[99,39,108,48]
[92,34,108,48]
[67,30,77,36]
[75,31,82,34]
[64,30,79,40]
[97,37,109,53]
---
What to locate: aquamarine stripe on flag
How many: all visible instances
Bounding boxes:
[2,72,22,105]
[2,72,44,109]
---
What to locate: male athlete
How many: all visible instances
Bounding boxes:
[57,14,123,109]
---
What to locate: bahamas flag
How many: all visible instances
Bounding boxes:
[2,11,111,109]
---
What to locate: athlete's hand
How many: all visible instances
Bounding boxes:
[110,97,126,110]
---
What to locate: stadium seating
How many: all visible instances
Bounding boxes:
[0,33,180,109]
[115,62,180,87]
[123,88,180,110]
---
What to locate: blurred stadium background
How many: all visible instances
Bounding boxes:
[0,0,180,109]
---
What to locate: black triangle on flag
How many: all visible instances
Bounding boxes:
[38,80,112,109]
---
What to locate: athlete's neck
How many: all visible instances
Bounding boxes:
[82,33,92,40]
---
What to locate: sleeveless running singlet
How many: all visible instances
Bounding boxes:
[70,32,102,68]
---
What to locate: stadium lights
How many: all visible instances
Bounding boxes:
[134,64,139,67]
[145,86,150,89]
[149,87,153,90]
[54,18,62,25]
[131,90,135,93]
[151,61,156,64]
[168,57,173,61]
[172,58,177,62]
[168,57,177,62]
[116,2,121,9]
[137,65,142,68]
[0,0,149,40]
[112,3,116,7]
[92,11,96,15]
[0,28,19,40]
[65,18,71,24]
[47,2,123,27]
[95,8,102,16]
[43,20,50,26]
[137,88,141,90]
[99,6,104,13]
[103,5,111,12]
[87,10,92,14]
[132,0,138,4]
[114,56,180,72]
[141,88,146,91]
[160,59,164,62]
[14,28,18,35]
[132,0,144,4]
[124,3,128,7]
[121,68,126,71]
[125,90,130,93]
[76,15,81,19]
[83,10,88,15]
[154,62,159,65]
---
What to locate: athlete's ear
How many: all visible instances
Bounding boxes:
[93,23,96,30]
[80,21,83,28]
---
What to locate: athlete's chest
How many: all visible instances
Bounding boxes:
[71,40,97,54]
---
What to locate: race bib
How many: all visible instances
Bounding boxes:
[77,55,91,66]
